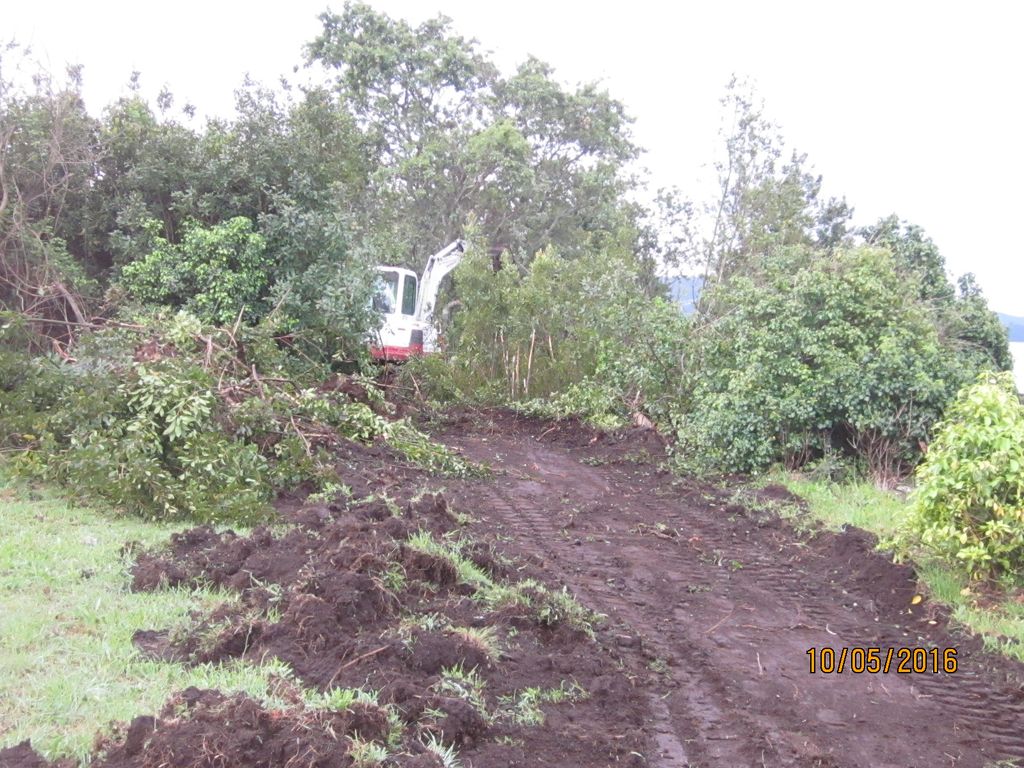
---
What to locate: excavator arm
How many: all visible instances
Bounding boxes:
[414,240,466,323]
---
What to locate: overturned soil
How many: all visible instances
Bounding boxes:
[437,411,1024,768]
[5,409,1024,768]
[4,465,647,767]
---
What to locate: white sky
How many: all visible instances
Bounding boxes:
[6,0,1023,315]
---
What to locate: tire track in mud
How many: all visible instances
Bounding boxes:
[481,483,734,766]
[442,420,1024,768]
[462,459,796,766]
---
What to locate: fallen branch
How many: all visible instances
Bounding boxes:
[325,645,391,689]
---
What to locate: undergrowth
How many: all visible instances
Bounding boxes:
[405,530,602,637]
[0,312,474,522]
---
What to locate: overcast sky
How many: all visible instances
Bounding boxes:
[7,0,1023,315]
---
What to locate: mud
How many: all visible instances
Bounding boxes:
[6,408,1024,768]
[439,410,1024,768]
[3,477,647,767]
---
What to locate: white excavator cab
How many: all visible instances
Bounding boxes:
[371,266,422,360]
[370,240,465,361]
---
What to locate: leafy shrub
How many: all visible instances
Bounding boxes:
[0,319,71,447]
[674,246,972,483]
[896,372,1024,580]
[20,359,271,523]
[260,199,380,357]
[119,217,270,325]
[424,243,689,427]
[2,312,475,519]
[517,381,626,431]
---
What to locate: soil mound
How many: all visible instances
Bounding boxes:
[107,486,649,766]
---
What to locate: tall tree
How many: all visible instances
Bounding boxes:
[657,79,852,310]
[0,47,100,341]
[306,2,643,269]
[861,215,1010,371]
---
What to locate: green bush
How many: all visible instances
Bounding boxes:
[18,359,271,523]
[119,217,270,325]
[897,372,1024,580]
[426,243,689,427]
[2,312,475,519]
[674,246,971,483]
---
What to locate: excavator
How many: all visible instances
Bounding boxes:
[369,240,466,362]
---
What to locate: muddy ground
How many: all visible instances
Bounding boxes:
[4,409,1024,767]
[440,411,1024,767]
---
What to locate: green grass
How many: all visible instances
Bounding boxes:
[0,474,294,761]
[774,472,1024,663]
[404,530,600,635]
[775,475,907,538]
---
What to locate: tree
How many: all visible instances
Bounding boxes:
[861,215,1011,371]
[658,79,852,311]
[440,237,688,424]
[119,217,269,325]
[307,2,644,271]
[677,245,966,484]
[0,46,100,345]
[860,215,952,304]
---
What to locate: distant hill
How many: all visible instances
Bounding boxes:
[998,313,1024,342]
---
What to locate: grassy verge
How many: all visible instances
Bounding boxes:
[775,473,1024,663]
[0,474,293,761]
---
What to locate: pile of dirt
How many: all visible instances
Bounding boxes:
[1,688,444,768]
[810,525,918,615]
[7,487,649,767]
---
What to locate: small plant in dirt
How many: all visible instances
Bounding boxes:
[376,562,409,594]
[449,626,501,662]
[398,612,449,637]
[648,657,670,675]
[521,581,602,637]
[405,531,493,590]
[421,733,463,768]
[306,481,353,505]
[347,735,390,767]
[306,686,360,712]
[405,531,600,635]
[436,664,490,720]
[894,372,1024,582]
[499,681,588,726]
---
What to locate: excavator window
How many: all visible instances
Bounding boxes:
[373,270,398,314]
[402,274,417,316]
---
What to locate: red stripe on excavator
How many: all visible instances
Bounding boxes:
[370,344,423,361]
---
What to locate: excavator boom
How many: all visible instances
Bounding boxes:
[415,240,466,323]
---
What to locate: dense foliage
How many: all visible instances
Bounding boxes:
[675,246,961,483]
[307,4,644,270]
[0,313,472,521]
[0,4,1016,562]
[897,373,1024,581]
[409,240,688,429]
[414,85,1010,488]
[119,217,269,325]
[1,1,650,355]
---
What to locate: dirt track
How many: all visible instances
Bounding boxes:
[5,410,1024,768]
[441,412,1024,768]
